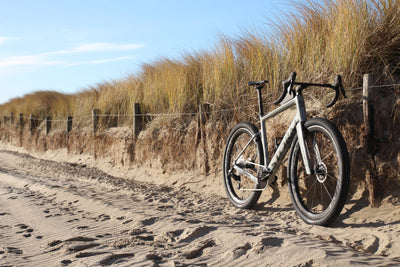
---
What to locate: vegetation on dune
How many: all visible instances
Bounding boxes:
[1,91,74,120]
[1,0,400,126]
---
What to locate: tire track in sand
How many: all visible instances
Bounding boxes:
[0,150,399,266]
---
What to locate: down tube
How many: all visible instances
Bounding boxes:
[260,98,297,170]
[267,117,299,176]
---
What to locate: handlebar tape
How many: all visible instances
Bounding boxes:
[326,75,346,108]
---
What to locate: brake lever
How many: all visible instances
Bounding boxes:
[274,72,296,105]
[326,75,346,108]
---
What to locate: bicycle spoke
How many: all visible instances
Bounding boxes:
[321,150,334,162]
[326,173,338,181]
[303,178,318,200]
[322,182,333,201]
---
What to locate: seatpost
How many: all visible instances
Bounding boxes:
[256,86,264,117]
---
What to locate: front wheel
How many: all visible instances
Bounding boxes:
[288,118,350,226]
[223,122,264,209]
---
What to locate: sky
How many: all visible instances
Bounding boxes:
[0,0,296,105]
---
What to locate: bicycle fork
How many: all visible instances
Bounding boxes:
[293,94,313,175]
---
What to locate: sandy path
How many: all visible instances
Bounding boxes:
[1,150,400,266]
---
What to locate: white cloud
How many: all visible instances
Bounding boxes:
[0,37,12,44]
[0,42,144,67]
[68,43,144,53]
[64,56,135,66]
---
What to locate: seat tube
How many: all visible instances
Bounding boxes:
[295,94,312,174]
[257,87,269,169]
[260,117,269,167]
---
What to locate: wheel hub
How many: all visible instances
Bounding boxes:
[315,162,327,183]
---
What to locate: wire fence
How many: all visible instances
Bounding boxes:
[1,80,399,134]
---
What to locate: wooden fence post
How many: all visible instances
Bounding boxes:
[363,73,381,207]
[29,114,35,132]
[67,116,73,133]
[133,103,143,138]
[199,103,211,174]
[46,117,51,135]
[19,113,23,128]
[66,116,73,153]
[92,109,99,136]
[199,103,210,125]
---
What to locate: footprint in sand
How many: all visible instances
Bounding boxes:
[96,214,111,221]
[7,247,23,254]
[178,225,217,243]
[252,237,284,254]
[67,242,100,252]
[156,229,184,243]
[48,240,63,247]
[186,219,202,224]
[140,217,158,226]
[184,239,216,259]
[232,242,252,258]
[98,253,135,266]
[15,223,28,229]
[129,228,145,236]
[146,253,163,265]
[122,219,132,224]
[156,205,174,211]
[60,259,72,265]
[156,198,169,204]
[66,218,80,223]
[15,223,30,236]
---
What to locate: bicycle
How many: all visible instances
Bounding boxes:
[223,72,350,226]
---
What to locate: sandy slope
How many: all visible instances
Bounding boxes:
[1,148,400,266]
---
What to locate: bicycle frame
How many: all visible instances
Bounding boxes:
[232,92,313,189]
[226,73,349,225]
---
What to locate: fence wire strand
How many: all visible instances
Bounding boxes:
[2,83,400,125]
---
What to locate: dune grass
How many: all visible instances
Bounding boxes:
[0,91,73,121]
[1,0,400,128]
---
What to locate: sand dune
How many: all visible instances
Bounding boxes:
[1,147,400,266]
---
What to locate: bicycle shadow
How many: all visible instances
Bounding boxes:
[254,185,294,212]
[331,193,400,229]
[254,187,400,229]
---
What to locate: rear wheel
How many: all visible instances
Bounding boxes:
[223,122,264,209]
[288,118,350,226]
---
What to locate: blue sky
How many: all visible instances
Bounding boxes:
[0,0,295,104]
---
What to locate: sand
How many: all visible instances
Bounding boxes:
[1,144,400,266]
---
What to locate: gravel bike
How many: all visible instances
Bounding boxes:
[223,72,350,226]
